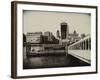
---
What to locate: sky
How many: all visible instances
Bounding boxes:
[23,10,91,37]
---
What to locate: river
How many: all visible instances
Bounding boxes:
[23,47,90,69]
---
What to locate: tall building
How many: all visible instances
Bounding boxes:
[43,31,59,44]
[44,31,53,41]
[61,22,69,39]
[56,30,60,38]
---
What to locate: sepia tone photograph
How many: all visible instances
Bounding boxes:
[23,10,91,69]
[11,1,97,78]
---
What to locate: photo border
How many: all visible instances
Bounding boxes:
[11,1,98,78]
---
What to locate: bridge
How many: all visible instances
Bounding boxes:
[68,35,91,64]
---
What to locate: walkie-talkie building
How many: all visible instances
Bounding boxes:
[61,22,69,39]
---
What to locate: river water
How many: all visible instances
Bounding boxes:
[23,47,90,69]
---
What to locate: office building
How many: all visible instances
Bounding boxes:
[26,32,42,43]
[61,22,69,39]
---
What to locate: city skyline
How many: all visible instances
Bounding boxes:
[23,10,91,37]
[23,10,91,70]
[24,30,88,38]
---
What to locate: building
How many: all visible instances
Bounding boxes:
[44,31,53,41]
[61,22,69,39]
[43,31,59,44]
[81,33,86,38]
[26,32,42,43]
[59,22,69,46]
[68,30,81,45]
[26,31,65,56]
[26,32,43,56]
[56,30,60,39]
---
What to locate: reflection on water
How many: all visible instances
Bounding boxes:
[23,47,90,69]
[24,56,70,69]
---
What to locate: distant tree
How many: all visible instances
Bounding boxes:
[23,34,26,42]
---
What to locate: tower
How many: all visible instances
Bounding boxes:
[60,22,69,54]
[61,22,69,39]
[57,30,60,38]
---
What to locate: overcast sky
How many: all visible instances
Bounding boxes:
[23,10,91,37]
